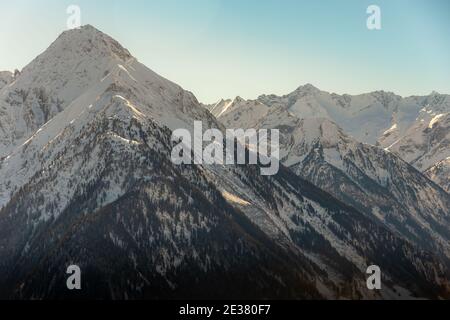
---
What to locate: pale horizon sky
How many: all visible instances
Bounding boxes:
[1,0,450,103]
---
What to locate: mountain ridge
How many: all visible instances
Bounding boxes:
[1,25,449,299]
[210,86,450,193]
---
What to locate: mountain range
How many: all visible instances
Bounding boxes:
[0,25,449,300]
[208,85,450,193]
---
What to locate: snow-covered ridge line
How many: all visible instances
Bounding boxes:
[210,88,450,260]
[208,87,450,192]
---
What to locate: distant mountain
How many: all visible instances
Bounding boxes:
[256,84,404,145]
[1,26,449,299]
[209,86,450,193]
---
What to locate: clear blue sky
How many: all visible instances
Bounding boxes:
[1,0,449,102]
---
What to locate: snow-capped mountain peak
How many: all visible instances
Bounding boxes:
[11,25,132,100]
[212,93,450,262]
[47,24,132,62]
[0,25,217,159]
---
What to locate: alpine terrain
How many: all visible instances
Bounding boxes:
[0,26,449,300]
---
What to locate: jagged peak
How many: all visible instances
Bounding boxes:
[294,83,321,94]
[47,24,132,61]
[232,96,245,104]
[369,90,398,98]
